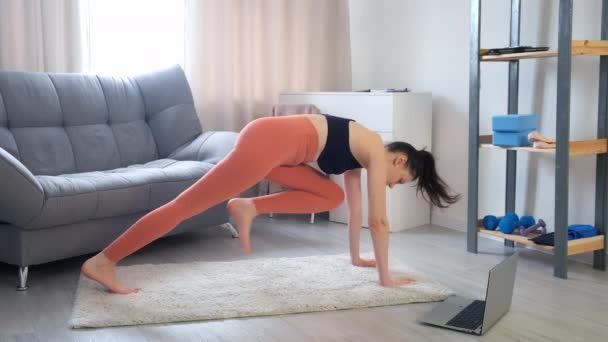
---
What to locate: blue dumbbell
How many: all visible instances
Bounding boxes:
[499,213,519,234]
[483,215,500,230]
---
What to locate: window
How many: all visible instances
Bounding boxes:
[82,0,185,75]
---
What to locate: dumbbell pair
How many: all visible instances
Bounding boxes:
[519,219,546,236]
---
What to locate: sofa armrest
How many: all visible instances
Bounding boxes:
[0,147,44,226]
[168,131,238,164]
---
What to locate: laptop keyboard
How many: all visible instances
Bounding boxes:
[445,300,486,331]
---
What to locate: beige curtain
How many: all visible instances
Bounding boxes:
[0,0,83,72]
[184,0,352,131]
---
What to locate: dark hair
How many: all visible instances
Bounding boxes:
[385,141,460,208]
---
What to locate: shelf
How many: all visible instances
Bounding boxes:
[482,51,558,61]
[469,0,608,278]
[477,227,605,256]
[480,40,608,62]
[479,135,608,156]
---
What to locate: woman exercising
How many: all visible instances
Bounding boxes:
[81,113,460,294]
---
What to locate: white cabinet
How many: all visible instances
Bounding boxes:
[279,92,432,232]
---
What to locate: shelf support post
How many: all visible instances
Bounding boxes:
[594,0,608,271]
[505,0,521,248]
[554,0,573,279]
[467,0,481,253]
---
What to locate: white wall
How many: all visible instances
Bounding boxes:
[350,0,603,232]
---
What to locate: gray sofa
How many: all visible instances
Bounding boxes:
[0,65,240,291]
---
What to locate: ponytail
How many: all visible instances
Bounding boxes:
[385,142,460,208]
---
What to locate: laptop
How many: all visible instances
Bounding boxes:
[418,252,519,335]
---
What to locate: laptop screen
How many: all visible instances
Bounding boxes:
[481,252,519,334]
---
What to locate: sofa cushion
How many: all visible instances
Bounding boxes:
[26,159,214,229]
[97,75,159,166]
[0,93,19,158]
[134,66,202,158]
[11,126,77,176]
[0,65,201,176]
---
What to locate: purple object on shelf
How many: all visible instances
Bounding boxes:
[520,218,547,236]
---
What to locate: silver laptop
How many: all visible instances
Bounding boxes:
[418,252,519,335]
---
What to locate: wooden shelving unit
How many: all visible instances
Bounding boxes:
[477,227,605,256]
[468,0,607,279]
[478,135,608,156]
[480,40,608,61]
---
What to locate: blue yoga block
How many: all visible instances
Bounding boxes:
[492,114,538,132]
[493,130,534,147]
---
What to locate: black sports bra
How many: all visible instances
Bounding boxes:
[317,114,362,175]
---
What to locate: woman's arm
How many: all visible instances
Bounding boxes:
[344,169,376,267]
[365,140,391,284]
[366,135,414,287]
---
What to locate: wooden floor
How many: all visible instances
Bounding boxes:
[1,215,607,342]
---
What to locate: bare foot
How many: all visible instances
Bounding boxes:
[227,198,258,254]
[81,252,141,295]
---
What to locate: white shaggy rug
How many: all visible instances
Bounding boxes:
[69,253,452,328]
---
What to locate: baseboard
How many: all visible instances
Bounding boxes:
[431,212,466,232]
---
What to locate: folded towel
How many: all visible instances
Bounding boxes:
[529,225,599,246]
[567,224,598,240]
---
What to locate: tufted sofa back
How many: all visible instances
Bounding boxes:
[0,65,202,176]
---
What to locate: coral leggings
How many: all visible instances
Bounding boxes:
[103,115,345,263]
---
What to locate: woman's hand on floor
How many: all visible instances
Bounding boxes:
[352,257,377,267]
[380,276,416,288]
